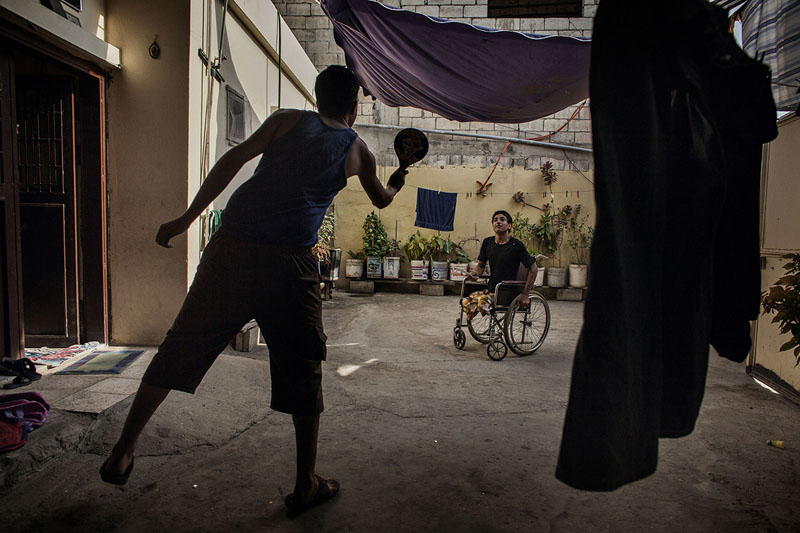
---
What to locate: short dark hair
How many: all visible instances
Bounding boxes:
[492,210,513,226]
[315,65,360,117]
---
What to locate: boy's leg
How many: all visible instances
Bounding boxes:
[102,382,170,475]
[101,228,252,480]
[292,413,319,497]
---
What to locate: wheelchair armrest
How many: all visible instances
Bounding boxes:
[493,280,525,300]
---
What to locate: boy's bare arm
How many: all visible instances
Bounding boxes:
[156,110,300,248]
[347,138,406,209]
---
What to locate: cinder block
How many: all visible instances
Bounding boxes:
[557,288,584,301]
[420,283,445,296]
[349,280,375,294]
[233,322,259,352]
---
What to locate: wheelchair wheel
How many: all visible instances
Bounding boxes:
[487,339,507,361]
[467,312,493,344]
[504,292,550,356]
[453,328,466,350]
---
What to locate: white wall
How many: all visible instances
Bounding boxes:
[752,115,800,394]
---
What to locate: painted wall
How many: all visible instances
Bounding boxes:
[187,0,317,283]
[335,126,595,285]
[752,115,800,394]
[103,0,316,344]
[105,0,192,344]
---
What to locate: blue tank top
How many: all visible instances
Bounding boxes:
[222,111,358,246]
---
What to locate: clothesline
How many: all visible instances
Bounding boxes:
[395,183,596,198]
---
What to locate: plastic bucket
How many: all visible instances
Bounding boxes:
[411,260,429,280]
[450,263,469,281]
[431,261,449,281]
[534,267,545,287]
[366,257,383,278]
[569,264,588,288]
[345,259,364,279]
[383,257,401,279]
[547,266,567,288]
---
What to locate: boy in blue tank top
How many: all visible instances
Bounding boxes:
[100,66,406,515]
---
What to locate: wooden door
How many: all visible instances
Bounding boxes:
[16,75,79,347]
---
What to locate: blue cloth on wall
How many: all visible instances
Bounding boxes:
[414,188,457,232]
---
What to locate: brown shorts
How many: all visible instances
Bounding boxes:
[142,227,327,415]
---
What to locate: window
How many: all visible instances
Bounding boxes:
[226,86,246,144]
[487,0,582,18]
[62,0,82,11]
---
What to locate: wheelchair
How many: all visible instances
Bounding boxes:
[453,278,550,361]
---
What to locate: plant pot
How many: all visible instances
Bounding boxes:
[345,258,364,279]
[410,259,429,280]
[450,263,470,281]
[547,266,567,288]
[366,256,383,278]
[383,256,401,279]
[534,266,545,287]
[431,260,449,281]
[569,264,588,288]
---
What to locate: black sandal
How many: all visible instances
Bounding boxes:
[99,456,134,485]
[285,475,340,516]
[1,358,41,389]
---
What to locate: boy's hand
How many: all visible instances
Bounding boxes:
[388,168,408,189]
[156,217,190,248]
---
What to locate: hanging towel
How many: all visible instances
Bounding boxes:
[414,188,457,231]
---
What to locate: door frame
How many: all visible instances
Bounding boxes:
[0,46,25,359]
[0,26,109,356]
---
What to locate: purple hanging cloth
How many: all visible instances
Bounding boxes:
[320,0,591,123]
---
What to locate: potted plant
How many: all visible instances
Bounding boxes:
[512,212,545,287]
[449,241,471,281]
[314,210,341,282]
[404,231,431,280]
[536,162,572,288]
[384,238,402,279]
[533,204,568,287]
[345,249,366,278]
[564,204,593,288]
[761,253,800,366]
[429,234,454,281]
[362,211,389,279]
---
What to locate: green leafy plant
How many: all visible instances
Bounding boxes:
[386,238,403,258]
[564,204,593,265]
[450,243,470,264]
[512,212,538,255]
[761,253,800,366]
[429,234,456,261]
[533,206,565,265]
[362,211,389,258]
[403,231,431,261]
[347,249,366,260]
[536,161,571,267]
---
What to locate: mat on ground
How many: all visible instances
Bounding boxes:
[55,350,144,375]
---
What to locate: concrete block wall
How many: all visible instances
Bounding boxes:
[273,0,597,163]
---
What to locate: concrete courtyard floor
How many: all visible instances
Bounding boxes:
[1,291,799,532]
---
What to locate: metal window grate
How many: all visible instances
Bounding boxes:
[17,92,64,193]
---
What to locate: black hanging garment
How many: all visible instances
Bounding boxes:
[555,0,777,491]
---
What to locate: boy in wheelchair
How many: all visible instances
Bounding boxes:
[466,210,537,309]
[455,210,549,360]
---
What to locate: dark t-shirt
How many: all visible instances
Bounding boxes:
[478,236,535,290]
